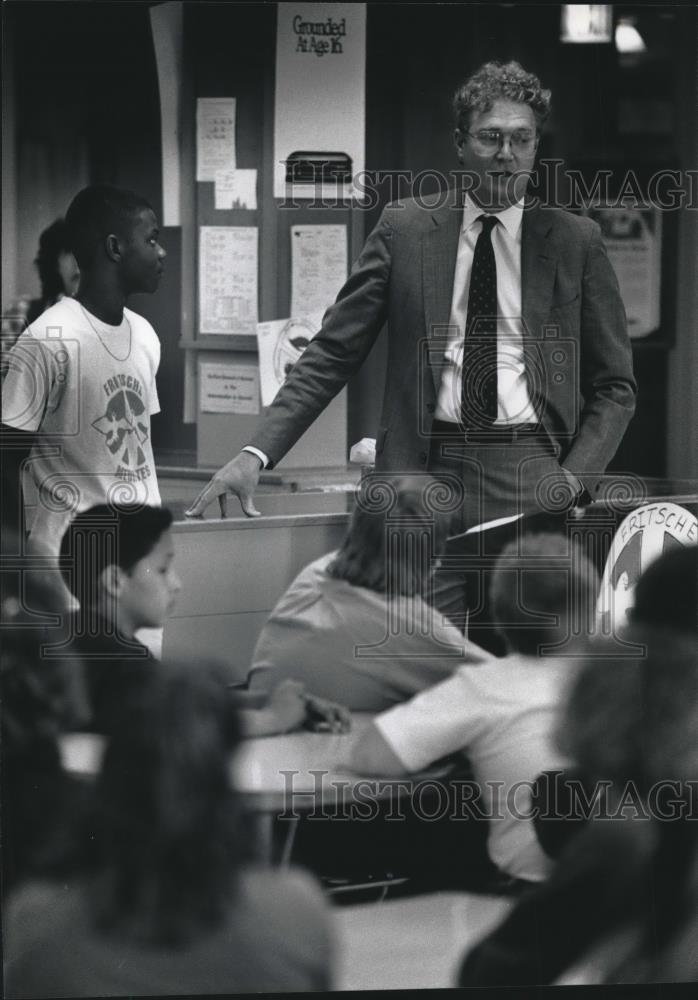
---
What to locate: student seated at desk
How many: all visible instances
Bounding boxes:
[459,626,698,987]
[458,545,698,987]
[3,660,333,997]
[58,504,348,737]
[251,475,492,712]
[349,533,600,885]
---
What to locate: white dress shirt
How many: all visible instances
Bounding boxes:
[248,197,538,469]
[435,196,537,425]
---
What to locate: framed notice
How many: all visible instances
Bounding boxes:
[199,361,260,415]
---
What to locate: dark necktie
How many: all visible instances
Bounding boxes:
[461,215,498,428]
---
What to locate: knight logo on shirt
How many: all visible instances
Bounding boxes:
[596,502,698,633]
[93,376,152,483]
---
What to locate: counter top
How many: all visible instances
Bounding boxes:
[171,510,351,530]
[158,462,362,490]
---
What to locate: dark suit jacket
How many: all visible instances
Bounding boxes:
[252,195,636,493]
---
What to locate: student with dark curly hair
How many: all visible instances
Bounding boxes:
[1,219,80,358]
[3,660,333,997]
[28,219,81,324]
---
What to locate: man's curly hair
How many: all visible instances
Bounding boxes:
[453,61,552,131]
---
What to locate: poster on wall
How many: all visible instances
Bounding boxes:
[199,226,258,335]
[274,3,366,199]
[585,206,662,338]
[196,97,236,182]
[291,224,347,317]
[256,312,323,406]
[199,361,260,415]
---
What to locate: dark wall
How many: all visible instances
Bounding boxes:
[10,0,193,459]
[10,2,694,477]
[350,2,693,479]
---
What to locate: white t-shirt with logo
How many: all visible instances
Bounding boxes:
[2,298,161,555]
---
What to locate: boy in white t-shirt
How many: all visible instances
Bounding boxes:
[349,532,601,885]
[2,185,166,606]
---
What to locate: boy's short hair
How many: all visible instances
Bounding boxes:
[59,504,173,606]
[491,532,600,655]
[65,185,153,269]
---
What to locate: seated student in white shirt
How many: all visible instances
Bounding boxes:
[349,532,601,885]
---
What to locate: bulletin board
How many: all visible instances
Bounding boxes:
[178,3,366,469]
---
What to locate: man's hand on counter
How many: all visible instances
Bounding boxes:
[185,450,263,519]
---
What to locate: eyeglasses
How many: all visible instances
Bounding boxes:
[464,129,539,154]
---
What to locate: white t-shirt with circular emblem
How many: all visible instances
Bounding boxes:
[2,297,161,556]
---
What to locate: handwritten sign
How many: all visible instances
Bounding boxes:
[199,227,258,335]
[291,225,347,317]
[197,97,236,182]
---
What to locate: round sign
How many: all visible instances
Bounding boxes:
[597,502,697,632]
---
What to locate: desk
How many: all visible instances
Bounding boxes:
[233,713,373,810]
[60,717,450,868]
[233,715,414,863]
[333,890,514,990]
[61,716,390,863]
[59,717,373,792]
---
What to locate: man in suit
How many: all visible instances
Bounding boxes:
[187,61,636,533]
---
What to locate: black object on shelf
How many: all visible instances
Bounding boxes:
[285,151,352,184]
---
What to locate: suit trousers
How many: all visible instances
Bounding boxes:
[427,423,574,644]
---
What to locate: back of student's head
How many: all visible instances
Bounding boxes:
[65,184,152,269]
[630,545,697,636]
[60,504,173,611]
[559,624,698,963]
[2,596,91,889]
[558,625,698,791]
[328,475,453,598]
[91,659,243,946]
[491,532,600,655]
